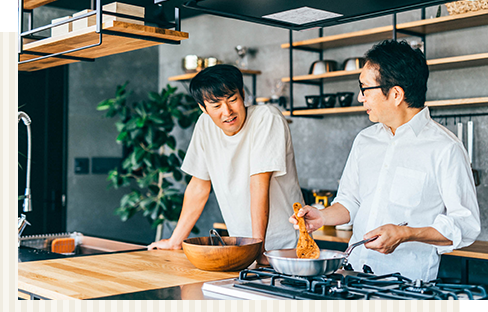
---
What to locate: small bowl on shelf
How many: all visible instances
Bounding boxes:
[305,95,320,109]
[337,92,354,107]
[320,93,337,108]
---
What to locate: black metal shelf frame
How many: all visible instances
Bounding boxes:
[287,9,428,118]
[18,0,182,65]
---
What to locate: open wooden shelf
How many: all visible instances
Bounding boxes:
[24,0,57,10]
[19,20,189,72]
[282,52,488,83]
[282,69,361,83]
[281,97,488,116]
[168,69,262,81]
[281,9,488,51]
[427,52,488,71]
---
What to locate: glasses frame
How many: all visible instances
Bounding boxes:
[358,80,387,96]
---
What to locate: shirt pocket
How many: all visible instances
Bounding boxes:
[389,167,426,207]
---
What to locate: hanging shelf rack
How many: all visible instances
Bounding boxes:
[281,8,488,117]
[18,0,189,72]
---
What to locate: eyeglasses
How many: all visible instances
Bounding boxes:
[358,81,386,96]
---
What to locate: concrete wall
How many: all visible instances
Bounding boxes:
[159,5,488,241]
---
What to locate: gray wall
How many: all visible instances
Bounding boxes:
[159,5,488,241]
[34,4,488,244]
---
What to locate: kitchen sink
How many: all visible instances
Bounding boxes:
[18,232,146,262]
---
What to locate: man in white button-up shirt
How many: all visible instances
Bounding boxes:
[290,40,481,281]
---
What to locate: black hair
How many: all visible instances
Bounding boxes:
[364,40,429,108]
[189,64,244,110]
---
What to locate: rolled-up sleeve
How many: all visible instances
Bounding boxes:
[432,142,481,254]
[331,137,361,224]
[181,116,211,181]
[249,112,287,177]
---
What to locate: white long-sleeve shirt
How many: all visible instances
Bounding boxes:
[332,107,481,281]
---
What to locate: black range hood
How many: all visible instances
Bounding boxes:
[47,1,450,31]
[182,0,450,30]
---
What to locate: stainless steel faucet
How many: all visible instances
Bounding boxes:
[18,214,31,247]
[18,111,32,212]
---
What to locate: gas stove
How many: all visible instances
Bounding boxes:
[203,267,487,300]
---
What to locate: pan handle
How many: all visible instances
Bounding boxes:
[344,236,378,256]
[344,222,408,256]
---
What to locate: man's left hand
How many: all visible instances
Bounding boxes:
[363,224,410,254]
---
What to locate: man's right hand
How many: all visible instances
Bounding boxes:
[147,239,182,250]
[288,205,324,233]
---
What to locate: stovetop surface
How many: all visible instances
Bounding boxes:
[203,267,488,300]
[91,266,488,300]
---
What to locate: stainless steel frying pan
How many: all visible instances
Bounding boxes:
[265,222,408,276]
[264,236,376,276]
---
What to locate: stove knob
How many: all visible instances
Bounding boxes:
[344,263,354,271]
[414,279,422,287]
[362,264,374,274]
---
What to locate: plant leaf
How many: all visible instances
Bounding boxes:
[166,136,176,150]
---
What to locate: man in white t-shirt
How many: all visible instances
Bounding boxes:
[148,64,303,264]
[289,40,480,280]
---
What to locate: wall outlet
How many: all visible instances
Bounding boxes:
[74,158,89,174]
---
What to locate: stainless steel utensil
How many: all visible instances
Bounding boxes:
[457,122,463,142]
[467,120,481,186]
[182,55,204,72]
[309,60,337,75]
[343,57,365,71]
[209,229,226,246]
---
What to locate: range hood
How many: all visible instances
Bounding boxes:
[181,0,450,30]
[48,1,450,31]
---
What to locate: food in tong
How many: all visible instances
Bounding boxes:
[293,202,320,259]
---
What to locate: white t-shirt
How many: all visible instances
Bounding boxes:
[181,105,302,250]
[332,107,480,281]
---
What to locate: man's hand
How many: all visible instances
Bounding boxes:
[147,239,182,250]
[363,224,410,254]
[288,205,324,233]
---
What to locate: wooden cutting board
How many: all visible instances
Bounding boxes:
[18,250,239,300]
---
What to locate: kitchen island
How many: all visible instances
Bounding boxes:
[18,249,239,300]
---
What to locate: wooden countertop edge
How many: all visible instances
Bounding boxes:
[18,281,76,300]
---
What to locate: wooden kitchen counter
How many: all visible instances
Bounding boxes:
[18,249,239,300]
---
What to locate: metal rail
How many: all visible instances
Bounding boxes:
[18,0,182,66]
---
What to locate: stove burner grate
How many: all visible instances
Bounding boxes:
[233,268,487,300]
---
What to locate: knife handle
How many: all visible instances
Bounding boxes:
[467,120,473,164]
[457,122,463,142]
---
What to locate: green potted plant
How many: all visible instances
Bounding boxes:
[97,82,201,241]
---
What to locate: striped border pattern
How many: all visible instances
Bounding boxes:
[13,300,461,311]
[2,31,18,312]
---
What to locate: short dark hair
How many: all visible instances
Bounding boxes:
[364,40,429,108]
[189,64,244,110]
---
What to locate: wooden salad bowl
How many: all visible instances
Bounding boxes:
[182,236,263,271]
